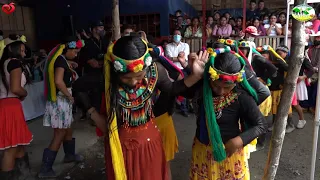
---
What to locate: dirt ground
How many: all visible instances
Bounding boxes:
[59,111,320,180]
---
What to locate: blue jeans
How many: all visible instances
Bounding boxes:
[180,98,188,113]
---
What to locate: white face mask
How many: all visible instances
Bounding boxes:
[246,37,255,42]
[0,36,3,40]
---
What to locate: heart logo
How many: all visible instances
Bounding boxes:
[2,3,15,15]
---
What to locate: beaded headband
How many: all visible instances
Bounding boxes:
[107,39,152,73]
[207,46,246,83]
[217,39,237,46]
[238,41,250,48]
[67,40,85,49]
[256,45,287,63]
[256,45,272,52]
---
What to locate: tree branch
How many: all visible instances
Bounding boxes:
[263,0,305,179]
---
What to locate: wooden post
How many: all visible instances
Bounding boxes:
[202,0,207,47]
[263,0,305,179]
[242,0,246,31]
[112,0,121,41]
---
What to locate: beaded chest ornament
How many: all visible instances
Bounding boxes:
[203,46,258,162]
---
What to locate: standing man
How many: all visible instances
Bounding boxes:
[81,21,109,118]
[256,0,269,18]
[246,0,258,21]
[166,29,191,117]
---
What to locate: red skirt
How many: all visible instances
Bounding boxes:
[105,120,168,180]
[0,98,33,150]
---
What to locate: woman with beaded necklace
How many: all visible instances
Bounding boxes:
[79,36,208,180]
[186,47,267,179]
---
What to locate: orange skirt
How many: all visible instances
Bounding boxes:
[0,98,33,150]
[105,120,168,180]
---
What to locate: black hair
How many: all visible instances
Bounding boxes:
[121,24,133,33]
[107,36,150,127]
[212,42,225,49]
[279,12,286,17]
[260,50,277,62]
[0,30,3,36]
[236,17,243,21]
[207,16,214,19]
[113,36,146,59]
[175,10,182,14]
[192,17,200,23]
[213,11,221,16]
[214,52,242,74]
[250,0,256,4]
[220,16,227,21]
[269,13,278,19]
[229,17,235,21]
[177,16,184,19]
[258,0,264,3]
[0,41,31,93]
[223,12,231,17]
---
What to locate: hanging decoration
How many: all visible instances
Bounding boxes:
[292,3,316,22]
[2,2,15,15]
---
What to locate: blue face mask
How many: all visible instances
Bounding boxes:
[263,20,269,24]
[173,34,181,43]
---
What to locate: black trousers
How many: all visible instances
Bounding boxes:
[73,74,104,112]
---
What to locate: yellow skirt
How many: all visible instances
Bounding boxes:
[155,112,179,162]
[259,94,272,117]
[190,138,250,180]
[271,90,292,115]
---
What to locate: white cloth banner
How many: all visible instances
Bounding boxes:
[21,81,46,121]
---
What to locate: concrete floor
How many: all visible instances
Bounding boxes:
[3,110,319,180]
[59,111,320,180]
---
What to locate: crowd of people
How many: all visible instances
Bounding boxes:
[173,0,320,45]
[1,2,320,180]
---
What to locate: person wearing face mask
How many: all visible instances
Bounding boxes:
[80,21,109,122]
[166,30,191,117]
[244,26,259,48]
[121,24,134,37]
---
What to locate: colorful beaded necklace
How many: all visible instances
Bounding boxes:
[117,63,158,127]
[213,92,239,119]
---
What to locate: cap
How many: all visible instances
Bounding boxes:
[91,21,104,28]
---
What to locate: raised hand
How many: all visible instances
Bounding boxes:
[192,50,209,78]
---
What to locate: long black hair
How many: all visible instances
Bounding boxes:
[0,41,31,93]
[107,36,147,126]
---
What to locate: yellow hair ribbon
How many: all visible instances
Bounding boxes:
[48,44,65,102]
[268,46,287,64]
[104,43,127,180]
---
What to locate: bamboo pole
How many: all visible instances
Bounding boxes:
[112,0,121,41]
[263,0,305,179]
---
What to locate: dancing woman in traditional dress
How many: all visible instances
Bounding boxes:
[276,45,314,129]
[85,36,208,180]
[187,47,267,179]
[256,45,295,133]
[239,41,277,149]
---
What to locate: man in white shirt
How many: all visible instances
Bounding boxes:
[165,30,191,117]
[165,30,190,70]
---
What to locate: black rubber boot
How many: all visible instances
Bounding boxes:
[63,138,84,163]
[257,134,266,151]
[16,153,35,180]
[38,148,57,178]
[0,170,16,180]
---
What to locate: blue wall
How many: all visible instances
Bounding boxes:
[32,0,197,41]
